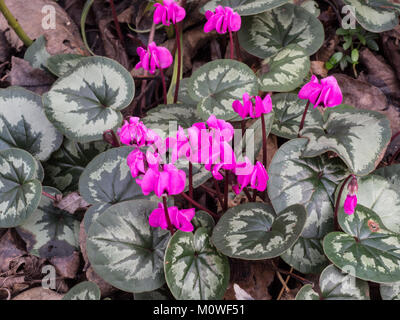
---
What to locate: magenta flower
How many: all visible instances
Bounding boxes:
[165,126,191,163]
[233,93,273,119]
[135,41,173,74]
[233,161,269,194]
[118,117,150,146]
[153,0,186,26]
[298,75,343,108]
[344,194,357,215]
[204,6,241,34]
[149,202,195,232]
[136,163,186,197]
[127,149,146,178]
[206,115,234,142]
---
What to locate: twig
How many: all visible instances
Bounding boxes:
[277,267,293,300]
[276,271,290,294]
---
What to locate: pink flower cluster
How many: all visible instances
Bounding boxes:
[204,6,241,34]
[233,93,272,120]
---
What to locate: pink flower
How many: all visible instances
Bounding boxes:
[298,75,343,108]
[344,194,357,215]
[233,161,269,194]
[127,149,146,178]
[153,0,186,26]
[149,203,195,232]
[165,126,191,163]
[135,41,173,74]
[206,115,234,142]
[204,6,241,34]
[136,163,186,197]
[118,117,149,146]
[233,93,273,119]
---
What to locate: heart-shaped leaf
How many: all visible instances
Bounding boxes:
[62,281,101,300]
[296,264,370,300]
[374,164,400,188]
[165,227,230,300]
[0,87,63,161]
[258,44,310,92]
[47,54,85,77]
[211,203,307,260]
[0,148,42,228]
[238,4,324,59]
[380,282,400,300]
[301,106,392,176]
[323,205,400,283]
[43,56,135,143]
[24,35,51,70]
[271,93,323,139]
[174,78,198,106]
[43,139,109,192]
[336,174,400,234]
[83,202,111,234]
[16,187,80,258]
[79,146,143,206]
[201,0,291,16]
[188,59,259,121]
[343,0,399,32]
[87,200,170,293]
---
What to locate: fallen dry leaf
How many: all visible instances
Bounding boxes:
[0,230,25,273]
[12,287,63,300]
[54,192,90,214]
[49,251,80,279]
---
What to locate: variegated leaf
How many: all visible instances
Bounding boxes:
[324,205,400,283]
[43,57,135,143]
[300,0,320,17]
[34,159,44,183]
[271,92,323,139]
[188,59,259,121]
[343,0,399,33]
[296,264,370,300]
[62,281,101,300]
[0,87,63,161]
[192,210,215,234]
[24,35,51,70]
[174,78,198,106]
[281,237,328,274]
[238,4,324,59]
[211,203,307,259]
[374,164,400,188]
[336,174,400,234]
[268,138,348,239]
[0,148,42,228]
[16,187,80,258]
[258,44,310,92]
[301,106,392,176]
[47,54,85,77]
[83,202,110,234]
[165,227,230,300]
[79,147,143,206]
[380,282,400,300]
[43,139,109,192]
[142,103,202,139]
[201,0,290,16]
[134,287,172,300]
[87,200,170,293]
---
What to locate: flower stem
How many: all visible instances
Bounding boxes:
[103,129,120,147]
[241,120,246,137]
[42,191,57,201]
[243,187,252,202]
[233,32,242,62]
[389,148,400,165]
[298,101,311,137]
[333,174,354,231]
[173,23,182,104]
[0,0,33,47]
[180,192,219,219]
[224,170,229,211]
[109,0,124,44]
[214,179,225,210]
[163,196,175,235]
[229,30,234,60]
[261,114,268,201]
[159,68,167,104]
[188,162,193,207]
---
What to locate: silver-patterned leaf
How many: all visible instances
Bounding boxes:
[301,106,392,176]
[324,205,400,283]
[300,0,320,17]
[343,0,398,33]
[258,44,310,92]
[238,4,324,59]
[83,202,111,234]
[43,56,135,143]
[79,146,143,206]
[271,92,323,139]
[47,54,85,77]
[43,139,109,192]
[87,200,170,293]
[211,203,307,260]
[188,59,259,121]
[192,210,215,234]
[24,35,51,70]
[374,164,400,188]
[165,227,230,300]
[174,78,198,106]
[0,148,42,228]
[134,287,172,300]
[201,0,290,16]
[296,264,370,300]
[336,174,400,234]
[380,282,400,300]
[16,187,80,258]
[62,281,101,300]
[0,87,63,161]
